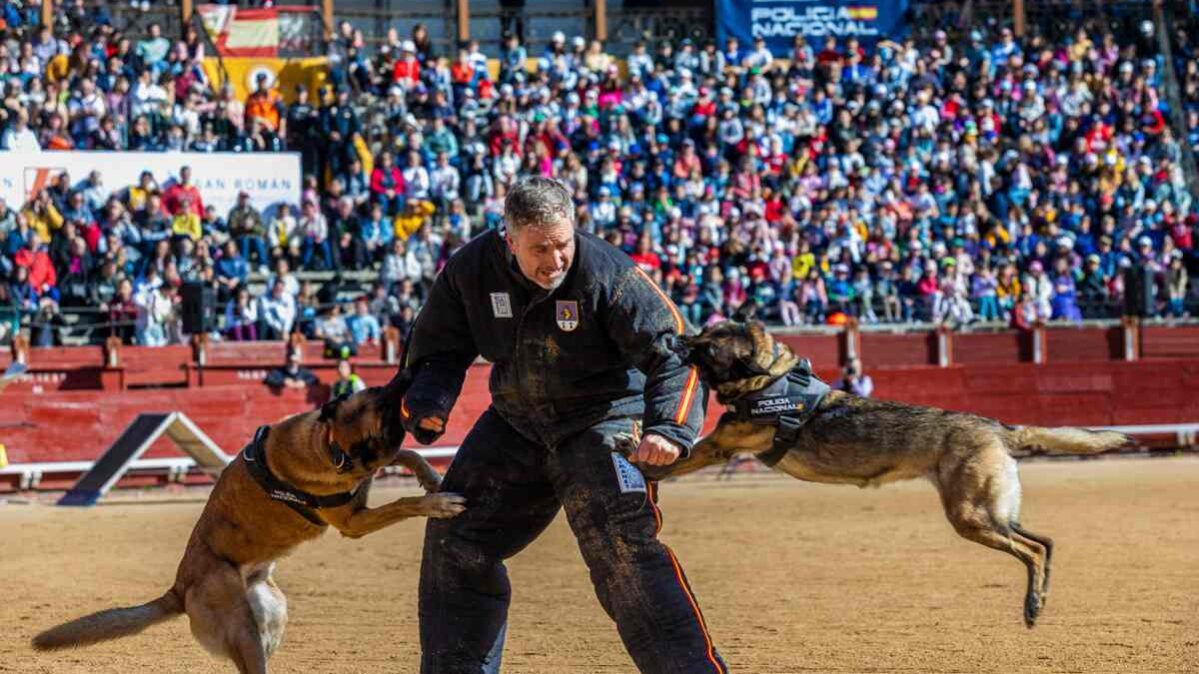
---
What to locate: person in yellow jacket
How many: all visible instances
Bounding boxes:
[791,240,815,281]
[393,199,435,241]
[171,196,202,241]
[124,171,159,214]
[983,220,1011,249]
[23,190,64,244]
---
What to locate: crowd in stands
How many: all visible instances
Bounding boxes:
[0,5,1197,348]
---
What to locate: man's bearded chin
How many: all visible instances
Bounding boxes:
[538,272,568,291]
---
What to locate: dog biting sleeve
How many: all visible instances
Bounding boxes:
[605,267,705,454]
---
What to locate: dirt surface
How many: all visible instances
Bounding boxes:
[2,457,1197,674]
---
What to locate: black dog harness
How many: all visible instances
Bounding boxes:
[242,425,360,527]
[726,359,830,467]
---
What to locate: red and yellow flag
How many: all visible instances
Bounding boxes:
[847,6,879,20]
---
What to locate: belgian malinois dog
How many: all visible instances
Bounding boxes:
[641,321,1129,628]
[33,381,465,673]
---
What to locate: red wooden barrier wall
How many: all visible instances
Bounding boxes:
[2,324,1196,490]
[4,358,1197,466]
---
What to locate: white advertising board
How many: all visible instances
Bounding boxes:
[0,150,301,215]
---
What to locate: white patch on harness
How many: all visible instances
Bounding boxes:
[490,292,513,318]
[610,452,647,494]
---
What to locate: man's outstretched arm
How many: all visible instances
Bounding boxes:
[398,261,479,445]
[606,267,705,465]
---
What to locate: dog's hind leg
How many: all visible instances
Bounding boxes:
[1011,523,1054,598]
[943,506,1047,628]
[245,564,288,659]
[185,559,269,673]
[989,453,1054,614]
[936,448,1047,628]
[230,628,269,674]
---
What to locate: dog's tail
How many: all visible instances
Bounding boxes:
[32,590,183,651]
[1009,426,1130,456]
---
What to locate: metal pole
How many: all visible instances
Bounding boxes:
[1012,0,1025,37]
[595,0,608,42]
[181,0,194,33]
[457,0,470,44]
[322,0,335,41]
[40,0,52,31]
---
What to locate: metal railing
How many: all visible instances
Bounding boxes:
[4,287,1196,350]
[909,0,1162,43]
[336,4,714,57]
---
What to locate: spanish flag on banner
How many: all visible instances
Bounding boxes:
[198,4,318,58]
[847,6,879,20]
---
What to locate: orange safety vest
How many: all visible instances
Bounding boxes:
[246,90,281,131]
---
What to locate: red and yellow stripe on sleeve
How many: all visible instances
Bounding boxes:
[632,267,700,426]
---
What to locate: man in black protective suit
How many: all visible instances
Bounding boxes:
[396,177,727,674]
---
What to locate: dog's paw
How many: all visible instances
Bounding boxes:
[1023,592,1043,629]
[417,470,444,494]
[423,492,466,518]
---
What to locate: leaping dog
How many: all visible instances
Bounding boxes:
[638,320,1128,628]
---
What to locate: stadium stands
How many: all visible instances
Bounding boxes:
[0,4,1195,352]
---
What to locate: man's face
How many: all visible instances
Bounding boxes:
[506,217,575,291]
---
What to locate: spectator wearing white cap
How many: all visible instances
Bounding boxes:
[393,40,420,88]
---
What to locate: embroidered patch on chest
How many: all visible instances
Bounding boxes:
[490,292,513,318]
[610,452,647,494]
[556,300,579,332]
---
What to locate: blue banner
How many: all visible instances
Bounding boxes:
[716,0,909,56]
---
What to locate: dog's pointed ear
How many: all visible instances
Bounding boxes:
[669,333,696,362]
[318,393,348,423]
[318,401,337,423]
[745,320,767,343]
[731,303,756,323]
[746,320,776,373]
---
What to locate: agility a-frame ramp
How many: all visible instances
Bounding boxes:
[57,412,231,507]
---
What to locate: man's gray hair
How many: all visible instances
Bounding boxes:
[504,177,575,230]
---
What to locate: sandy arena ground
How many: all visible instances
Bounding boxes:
[1,456,1196,674]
